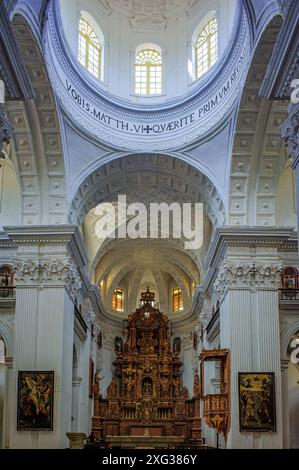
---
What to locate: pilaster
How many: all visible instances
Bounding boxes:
[3,225,89,449]
[204,227,295,449]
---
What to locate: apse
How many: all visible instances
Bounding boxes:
[79,154,220,318]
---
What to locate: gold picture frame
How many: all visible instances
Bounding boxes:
[17,371,54,430]
[238,372,276,432]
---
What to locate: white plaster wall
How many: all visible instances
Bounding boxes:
[79,333,91,435]
[101,345,114,397]
[181,345,193,397]
[288,362,299,449]
[220,287,283,449]
[0,160,21,227]
[59,0,238,104]
[10,287,74,449]
[276,163,297,229]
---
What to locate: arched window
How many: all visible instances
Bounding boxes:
[112,288,124,312]
[281,267,299,289]
[173,288,183,312]
[196,17,218,79]
[135,48,162,96]
[78,17,101,79]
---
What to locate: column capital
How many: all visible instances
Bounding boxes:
[3,225,88,304]
[204,226,295,298]
[281,102,299,169]
[214,260,282,301]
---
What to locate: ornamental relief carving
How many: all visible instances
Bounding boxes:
[103,332,115,350]
[12,257,82,291]
[199,300,212,329]
[181,333,192,351]
[281,103,299,167]
[214,261,282,299]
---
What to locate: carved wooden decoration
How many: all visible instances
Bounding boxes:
[199,349,230,438]
[92,288,201,446]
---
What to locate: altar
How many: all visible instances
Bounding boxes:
[92,289,201,449]
[106,435,184,449]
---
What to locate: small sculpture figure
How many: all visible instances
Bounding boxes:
[107,377,118,399]
[193,370,201,398]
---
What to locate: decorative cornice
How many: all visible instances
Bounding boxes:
[205,226,295,269]
[4,225,89,266]
[204,226,295,296]
[214,261,282,300]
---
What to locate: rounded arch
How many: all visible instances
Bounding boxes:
[0,319,14,357]
[227,15,287,227]
[69,154,225,228]
[79,10,104,46]
[78,11,104,81]
[281,320,299,362]
[5,14,67,226]
[135,42,162,57]
[134,44,163,97]
[192,11,218,82]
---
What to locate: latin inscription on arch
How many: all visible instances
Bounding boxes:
[64,49,245,138]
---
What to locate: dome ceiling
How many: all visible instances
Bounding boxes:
[97,0,198,30]
[99,0,191,18]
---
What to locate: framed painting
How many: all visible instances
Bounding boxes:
[238,372,276,432]
[17,371,54,430]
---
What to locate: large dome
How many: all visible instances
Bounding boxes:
[59,0,239,104]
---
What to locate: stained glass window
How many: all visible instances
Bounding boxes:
[78,17,101,79]
[196,18,218,79]
[135,49,162,96]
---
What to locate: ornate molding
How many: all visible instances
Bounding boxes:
[281,103,299,169]
[199,300,212,330]
[0,104,13,158]
[214,261,282,299]
[12,257,81,293]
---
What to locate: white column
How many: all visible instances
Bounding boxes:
[4,226,87,449]
[71,378,81,432]
[11,285,74,449]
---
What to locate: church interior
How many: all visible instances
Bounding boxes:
[0,0,299,449]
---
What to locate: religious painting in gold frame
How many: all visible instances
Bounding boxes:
[238,372,276,432]
[17,371,54,430]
